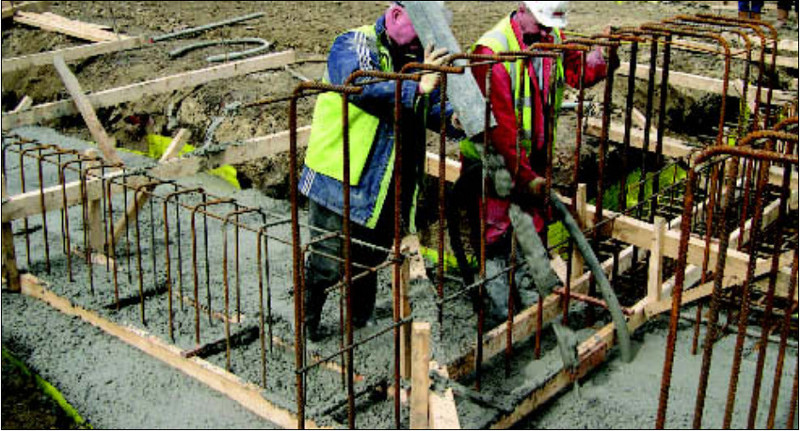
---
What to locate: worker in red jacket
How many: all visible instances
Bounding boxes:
[460,1,618,322]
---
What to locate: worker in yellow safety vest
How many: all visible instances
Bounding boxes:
[461,1,619,323]
[300,2,462,340]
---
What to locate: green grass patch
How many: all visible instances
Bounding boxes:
[2,348,90,429]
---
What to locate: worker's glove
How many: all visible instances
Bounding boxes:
[526,177,547,199]
[418,44,449,94]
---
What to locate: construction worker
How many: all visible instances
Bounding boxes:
[460,1,618,323]
[738,1,765,20]
[776,0,798,28]
[299,2,458,341]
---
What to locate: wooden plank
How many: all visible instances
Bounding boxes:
[3,50,297,130]
[36,12,112,31]
[1,1,49,19]
[14,11,127,42]
[425,151,461,183]
[647,217,666,302]
[397,257,412,380]
[778,40,799,53]
[159,129,191,163]
[53,55,123,165]
[671,38,798,69]
[490,302,649,429]
[729,189,798,247]
[593,205,797,300]
[84,149,105,252]
[1,126,311,223]
[646,281,715,318]
[10,96,33,113]
[631,106,649,131]
[770,165,799,190]
[18,274,326,429]
[616,61,794,105]
[2,36,146,74]
[429,388,460,430]
[411,322,431,430]
[571,184,587,283]
[585,117,695,159]
[446,244,640,381]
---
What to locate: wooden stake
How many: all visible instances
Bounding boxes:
[1,173,21,292]
[571,184,587,283]
[53,55,123,166]
[647,217,666,303]
[84,149,105,253]
[111,129,190,245]
[411,322,431,430]
[397,256,412,379]
[429,388,460,429]
[10,96,33,113]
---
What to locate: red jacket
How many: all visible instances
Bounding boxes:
[471,16,610,241]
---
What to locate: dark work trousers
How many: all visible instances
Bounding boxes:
[303,195,397,332]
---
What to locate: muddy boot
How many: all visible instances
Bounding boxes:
[485,257,515,326]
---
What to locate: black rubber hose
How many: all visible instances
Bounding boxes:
[446,160,483,289]
[549,189,633,363]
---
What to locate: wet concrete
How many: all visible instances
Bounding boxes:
[3,127,797,429]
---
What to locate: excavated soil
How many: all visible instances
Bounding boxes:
[2,1,798,429]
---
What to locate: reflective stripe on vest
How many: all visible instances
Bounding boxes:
[304,25,391,185]
[461,16,566,160]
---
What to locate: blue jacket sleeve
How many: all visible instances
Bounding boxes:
[326,31,418,119]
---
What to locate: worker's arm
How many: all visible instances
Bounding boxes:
[562,37,619,89]
[471,45,539,187]
[326,31,419,119]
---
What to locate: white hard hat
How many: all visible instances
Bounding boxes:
[523,1,569,28]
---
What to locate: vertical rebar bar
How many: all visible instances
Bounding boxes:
[476,65,493,392]
[19,149,31,267]
[134,186,145,325]
[693,159,738,429]
[257,226,267,388]
[35,149,51,273]
[392,73,404,430]
[565,50,587,325]
[787,362,799,430]
[619,40,639,214]
[106,177,119,316]
[437,71,448,338]
[637,36,659,223]
[290,85,305,430]
[655,163,698,430]
[766,230,800,429]
[650,35,670,223]
[163,198,174,342]
[80,169,94,295]
[747,138,793,428]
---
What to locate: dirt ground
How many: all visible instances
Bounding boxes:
[1,1,799,429]
[3,1,797,194]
